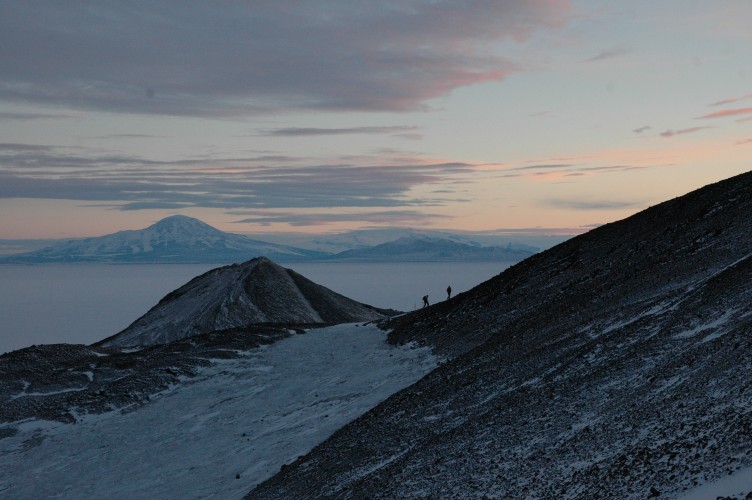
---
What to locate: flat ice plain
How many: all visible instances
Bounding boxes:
[0,323,437,499]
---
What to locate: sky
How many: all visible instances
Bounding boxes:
[0,0,750,239]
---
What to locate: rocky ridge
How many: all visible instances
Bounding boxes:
[249,170,752,498]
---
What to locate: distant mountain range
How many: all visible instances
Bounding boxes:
[253,227,546,254]
[329,235,533,262]
[0,215,328,263]
[0,215,535,263]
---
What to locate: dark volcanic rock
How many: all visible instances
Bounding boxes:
[249,171,752,498]
[387,171,752,357]
[98,257,394,348]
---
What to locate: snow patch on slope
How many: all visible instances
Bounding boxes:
[681,463,752,499]
[0,324,437,499]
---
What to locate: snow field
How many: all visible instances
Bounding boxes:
[0,323,437,499]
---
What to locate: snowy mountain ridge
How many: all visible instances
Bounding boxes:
[329,234,534,262]
[249,227,548,254]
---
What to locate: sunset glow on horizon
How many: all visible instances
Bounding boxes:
[0,1,750,239]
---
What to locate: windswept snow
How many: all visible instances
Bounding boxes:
[0,324,436,499]
[680,464,752,499]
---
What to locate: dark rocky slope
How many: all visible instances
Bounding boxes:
[387,170,752,357]
[249,170,752,498]
[0,326,293,428]
[99,257,393,348]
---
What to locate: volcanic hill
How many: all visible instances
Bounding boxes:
[99,257,393,348]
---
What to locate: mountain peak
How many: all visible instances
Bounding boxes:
[98,257,392,348]
[146,215,220,233]
[156,214,197,223]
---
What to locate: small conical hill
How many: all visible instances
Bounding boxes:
[99,257,390,347]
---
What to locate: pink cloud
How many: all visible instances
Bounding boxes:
[697,107,752,119]
[737,138,752,145]
[709,93,752,106]
[659,126,712,137]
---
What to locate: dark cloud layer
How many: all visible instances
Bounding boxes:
[0,112,74,121]
[584,45,631,62]
[659,126,712,138]
[230,210,450,227]
[260,126,419,137]
[544,198,645,210]
[0,144,475,223]
[709,93,752,107]
[498,162,656,180]
[0,1,571,116]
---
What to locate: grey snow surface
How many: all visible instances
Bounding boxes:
[249,170,752,498]
[0,324,436,499]
[99,256,392,348]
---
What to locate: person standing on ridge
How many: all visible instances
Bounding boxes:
[447,285,452,300]
[422,295,429,308]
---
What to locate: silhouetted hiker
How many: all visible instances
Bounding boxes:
[422,295,429,308]
[447,285,452,300]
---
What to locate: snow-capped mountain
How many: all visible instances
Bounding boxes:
[0,215,328,263]
[329,235,534,262]
[249,171,752,498]
[99,257,394,348]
